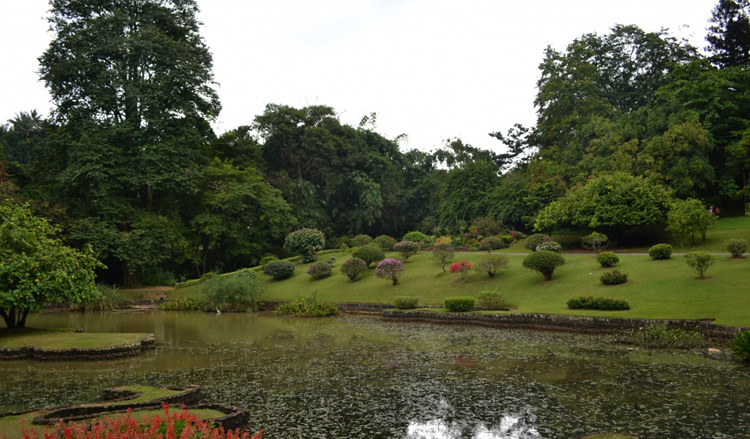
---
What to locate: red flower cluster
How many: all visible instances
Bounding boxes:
[449,260,472,273]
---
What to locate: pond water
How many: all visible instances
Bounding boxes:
[1,311,749,439]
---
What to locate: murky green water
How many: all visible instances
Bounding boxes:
[1,312,749,439]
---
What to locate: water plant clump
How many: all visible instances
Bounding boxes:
[274,294,339,317]
[614,326,705,349]
[393,297,419,309]
[476,289,511,310]
[731,330,750,362]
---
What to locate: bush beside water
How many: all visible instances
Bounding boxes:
[731,330,750,362]
[476,289,511,310]
[393,297,419,309]
[567,296,630,310]
[274,294,339,317]
[203,270,263,312]
[444,297,476,312]
[159,297,206,311]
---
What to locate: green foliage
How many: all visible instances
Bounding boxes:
[477,254,510,278]
[352,234,374,247]
[431,243,456,272]
[444,297,476,312]
[306,261,333,280]
[535,241,561,252]
[649,244,673,260]
[260,256,279,267]
[393,296,419,309]
[203,271,264,312]
[158,297,206,311]
[581,232,609,253]
[73,284,123,312]
[374,235,397,251]
[262,261,295,280]
[478,236,505,252]
[684,251,715,278]
[600,270,628,285]
[615,326,704,349]
[726,238,749,257]
[596,251,620,267]
[524,234,550,251]
[352,245,386,267]
[469,216,503,236]
[274,294,339,317]
[340,257,368,282]
[522,250,565,281]
[477,289,511,310]
[567,296,630,310]
[666,198,716,244]
[730,330,750,362]
[534,173,672,236]
[394,241,421,262]
[402,231,428,244]
[0,203,103,328]
[438,160,499,232]
[285,228,326,263]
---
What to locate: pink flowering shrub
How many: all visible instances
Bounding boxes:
[22,403,263,439]
[375,258,405,285]
[449,260,473,284]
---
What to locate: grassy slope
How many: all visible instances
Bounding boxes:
[175,249,750,327]
[0,328,150,349]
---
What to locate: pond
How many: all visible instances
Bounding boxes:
[1,311,749,439]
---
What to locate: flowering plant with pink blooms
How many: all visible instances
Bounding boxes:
[375,258,405,285]
[449,260,473,284]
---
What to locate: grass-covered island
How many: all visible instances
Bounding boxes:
[0,328,154,360]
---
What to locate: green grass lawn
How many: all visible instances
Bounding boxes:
[0,328,151,350]
[173,249,750,328]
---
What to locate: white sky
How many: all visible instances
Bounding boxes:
[0,0,717,153]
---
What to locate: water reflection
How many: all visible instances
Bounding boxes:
[407,414,541,439]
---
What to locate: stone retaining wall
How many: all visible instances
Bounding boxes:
[382,311,746,341]
[0,334,155,361]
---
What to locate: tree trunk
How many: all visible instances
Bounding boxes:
[0,307,28,328]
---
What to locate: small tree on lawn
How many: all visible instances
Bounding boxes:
[477,254,510,278]
[523,250,565,281]
[666,199,716,244]
[580,232,609,253]
[432,243,456,272]
[449,260,473,284]
[375,258,405,285]
[285,228,325,263]
[0,203,103,328]
[394,241,421,262]
[685,251,715,278]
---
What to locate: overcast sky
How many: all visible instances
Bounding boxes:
[1,0,718,153]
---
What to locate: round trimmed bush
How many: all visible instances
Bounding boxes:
[375,258,405,285]
[394,241,421,262]
[306,261,333,280]
[203,273,264,312]
[731,330,750,362]
[352,234,374,247]
[285,228,325,263]
[726,238,749,258]
[567,296,630,310]
[352,245,386,267]
[340,257,368,281]
[444,296,476,312]
[522,250,565,281]
[478,236,504,252]
[649,243,673,260]
[536,240,561,252]
[524,233,550,251]
[259,255,279,267]
[596,251,619,268]
[374,235,397,251]
[600,270,628,285]
[402,231,428,244]
[477,289,510,310]
[263,261,295,280]
[393,296,419,309]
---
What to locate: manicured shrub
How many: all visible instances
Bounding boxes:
[393,296,419,309]
[375,258,405,285]
[477,254,510,278]
[477,289,510,310]
[259,255,279,267]
[432,243,456,272]
[566,296,630,311]
[726,238,749,258]
[685,251,715,278]
[444,296,476,312]
[352,244,386,267]
[200,271,218,281]
[449,260,473,284]
[596,251,619,267]
[524,233,550,251]
[648,243,673,260]
[581,232,609,253]
[374,235,398,251]
[600,270,628,285]
[340,257,368,281]
[285,228,325,263]
[730,330,750,362]
[615,326,704,349]
[499,234,515,246]
[352,234,373,247]
[523,250,565,281]
[263,261,295,280]
[306,260,333,280]
[203,272,264,312]
[478,236,504,252]
[158,297,206,311]
[535,240,561,252]
[275,294,339,317]
[402,231,428,244]
[394,240,421,262]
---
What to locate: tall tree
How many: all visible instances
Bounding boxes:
[707,0,750,67]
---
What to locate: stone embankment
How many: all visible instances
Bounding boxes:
[0,334,155,361]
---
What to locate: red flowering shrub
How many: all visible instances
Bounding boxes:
[448,260,473,284]
[22,403,263,439]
